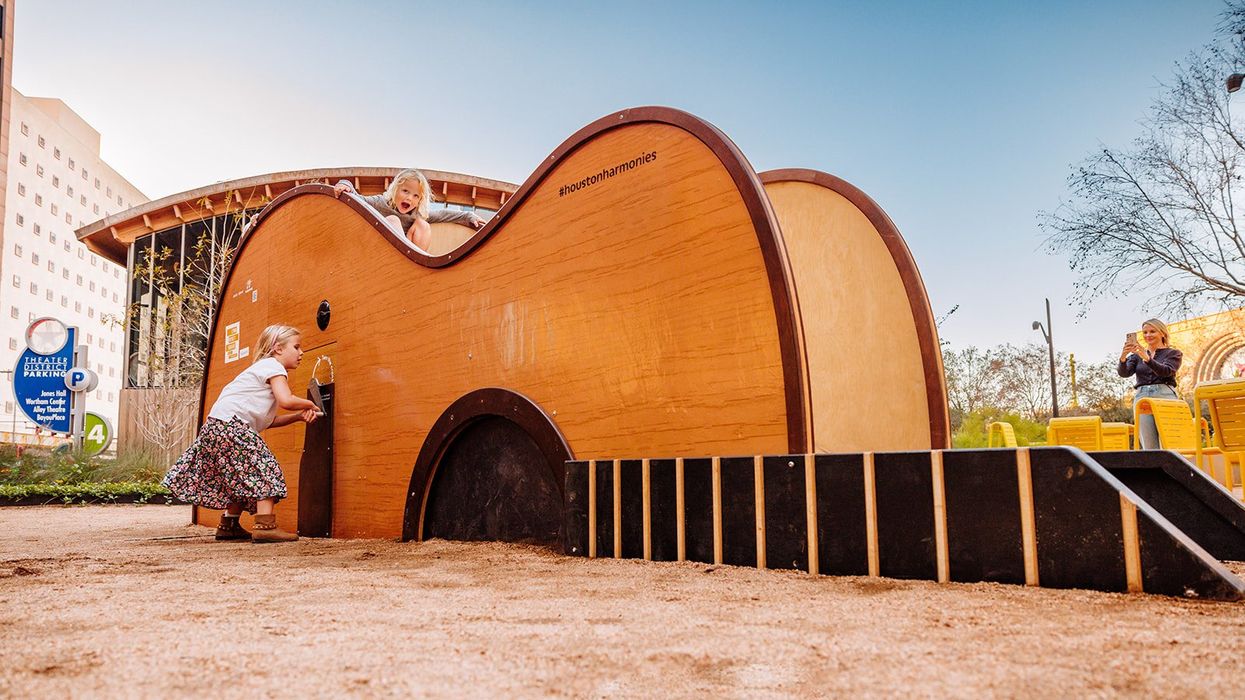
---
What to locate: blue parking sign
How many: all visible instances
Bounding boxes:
[13,328,76,433]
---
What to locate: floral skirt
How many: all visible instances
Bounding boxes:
[162,417,287,514]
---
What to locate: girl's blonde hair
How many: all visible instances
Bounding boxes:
[384,169,432,220]
[253,324,300,363]
[1142,318,1170,346]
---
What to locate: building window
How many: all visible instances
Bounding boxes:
[28,312,35,323]
[116,196,122,206]
[113,268,120,279]
[32,223,40,236]
[111,292,118,303]
[7,339,16,351]
[52,176,59,188]
[16,183,24,196]
[87,333,94,343]
[60,296,68,308]
[88,307,94,319]
[37,135,45,148]
[94,178,101,189]
[67,185,73,196]
[81,169,88,181]
[45,289,53,302]
[63,241,70,252]
[50,204,58,216]
[77,248,84,259]
[93,204,100,215]
[10,275,18,288]
[14,214,22,226]
[65,213,72,225]
[62,269,69,280]
[18,153,26,165]
[20,122,28,136]
[74,302,81,313]
[109,367,116,377]
[106,186,112,197]
[31,253,39,266]
[47,231,55,244]
[68,158,75,171]
[54,148,61,160]
[76,275,83,286]
[33,194,41,207]
[47,261,54,273]
[13,244,21,257]
[90,256,97,267]
[110,341,116,352]
[36,165,44,177]
[89,281,96,292]
[29,282,37,294]
[9,307,18,319]
[79,195,86,206]
[108,392,114,402]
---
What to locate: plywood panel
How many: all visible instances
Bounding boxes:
[201,120,797,538]
[763,176,944,451]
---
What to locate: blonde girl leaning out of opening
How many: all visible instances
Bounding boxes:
[333,169,485,251]
[163,325,320,543]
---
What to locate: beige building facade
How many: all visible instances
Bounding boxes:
[0,87,148,434]
[1167,308,1245,388]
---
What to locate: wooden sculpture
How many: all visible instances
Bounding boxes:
[195,107,948,541]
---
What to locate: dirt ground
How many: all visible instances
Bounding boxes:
[1,506,1244,698]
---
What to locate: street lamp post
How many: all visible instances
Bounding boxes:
[1031,298,1059,418]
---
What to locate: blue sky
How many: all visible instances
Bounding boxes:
[14,0,1228,361]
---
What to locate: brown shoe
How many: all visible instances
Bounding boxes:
[251,514,298,543]
[215,514,251,541]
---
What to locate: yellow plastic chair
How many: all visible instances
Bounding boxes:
[1101,422,1133,450]
[987,421,1017,448]
[1194,379,1245,495]
[1046,416,1103,451]
[1134,398,1221,475]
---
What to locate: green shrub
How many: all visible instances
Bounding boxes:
[0,481,170,504]
[953,408,1048,448]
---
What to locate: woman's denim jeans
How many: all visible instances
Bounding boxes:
[1133,384,1179,449]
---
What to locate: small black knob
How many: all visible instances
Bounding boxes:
[316,300,331,331]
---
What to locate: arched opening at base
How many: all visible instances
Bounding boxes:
[423,415,562,544]
[402,388,572,544]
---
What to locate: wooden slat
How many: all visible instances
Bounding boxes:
[1120,494,1143,593]
[863,452,879,576]
[931,450,949,583]
[1016,448,1039,586]
[676,457,686,562]
[754,455,766,569]
[642,458,652,561]
[588,459,597,558]
[712,456,723,565]
[804,453,819,576]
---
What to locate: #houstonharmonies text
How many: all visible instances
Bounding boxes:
[559,151,657,197]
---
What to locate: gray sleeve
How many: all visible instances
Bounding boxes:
[428,208,479,226]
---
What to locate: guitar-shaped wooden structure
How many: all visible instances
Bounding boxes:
[197,107,1245,599]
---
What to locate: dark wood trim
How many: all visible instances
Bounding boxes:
[201,107,812,456]
[759,168,950,449]
[400,387,573,542]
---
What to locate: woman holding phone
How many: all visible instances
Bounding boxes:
[1118,318,1182,449]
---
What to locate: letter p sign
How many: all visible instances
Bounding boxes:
[65,367,99,393]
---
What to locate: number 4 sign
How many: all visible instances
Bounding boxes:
[83,412,114,457]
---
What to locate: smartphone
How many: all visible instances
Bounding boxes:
[1125,332,1138,346]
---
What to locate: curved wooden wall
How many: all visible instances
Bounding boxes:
[198,108,812,538]
[760,169,949,450]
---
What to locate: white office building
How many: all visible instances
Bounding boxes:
[0,89,147,435]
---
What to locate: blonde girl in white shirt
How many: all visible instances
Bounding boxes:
[163,325,320,543]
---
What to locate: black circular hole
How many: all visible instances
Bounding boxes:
[316,300,331,331]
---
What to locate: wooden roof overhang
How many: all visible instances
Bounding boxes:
[74,167,518,266]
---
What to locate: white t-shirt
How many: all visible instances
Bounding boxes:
[207,357,288,433]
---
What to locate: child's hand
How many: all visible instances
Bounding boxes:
[466,213,486,230]
[301,409,320,424]
[333,181,353,197]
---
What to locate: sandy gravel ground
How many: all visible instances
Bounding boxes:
[1,506,1244,698]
